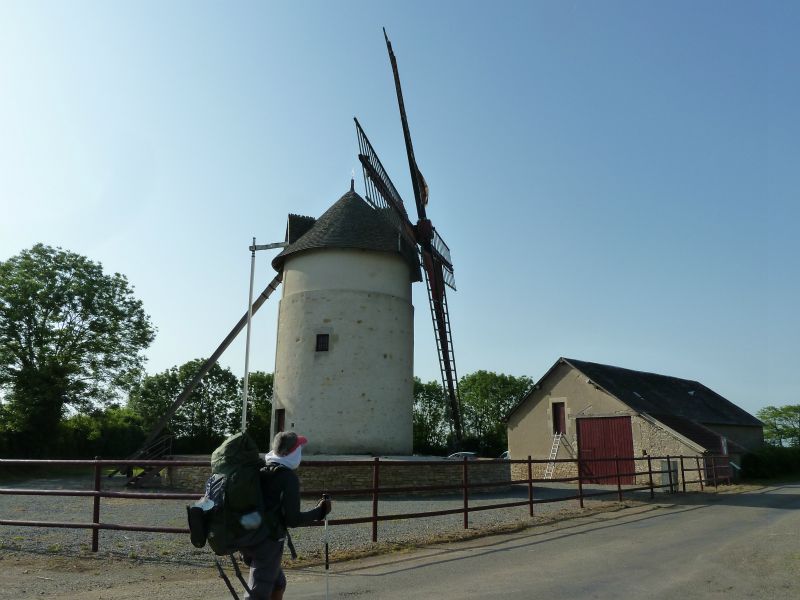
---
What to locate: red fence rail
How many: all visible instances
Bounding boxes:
[0,454,731,552]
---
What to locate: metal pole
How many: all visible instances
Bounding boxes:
[371,458,380,543]
[527,455,534,517]
[666,455,673,494]
[711,456,718,489]
[323,493,330,600]
[680,455,686,493]
[92,457,101,552]
[577,456,584,508]
[462,457,469,530]
[241,237,257,432]
[647,455,654,499]
[615,456,622,502]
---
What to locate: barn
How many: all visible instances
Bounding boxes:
[505,358,763,485]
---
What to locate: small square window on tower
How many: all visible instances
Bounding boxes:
[315,334,330,352]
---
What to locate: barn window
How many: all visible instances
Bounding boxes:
[552,402,566,434]
[315,334,330,352]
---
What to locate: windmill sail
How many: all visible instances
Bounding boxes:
[354,118,416,247]
[351,30,464,444]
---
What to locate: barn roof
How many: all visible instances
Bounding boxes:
[563,358,761,427]
[506,357,762,431]
[272,185,421,281]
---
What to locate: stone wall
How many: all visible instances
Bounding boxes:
[166,455,211,492]
[166,456,511,496]
[510,460,578,482]
[630,415,705,491]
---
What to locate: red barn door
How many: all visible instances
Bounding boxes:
[577,416,635,484]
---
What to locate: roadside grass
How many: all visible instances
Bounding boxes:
[0,465,121,482]
[0,464,145,483]
[739,475,800,486]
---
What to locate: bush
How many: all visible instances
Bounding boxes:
[741,446,800,479]
[52,407,146,459]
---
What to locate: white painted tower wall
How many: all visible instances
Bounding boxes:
[272,248,414,454]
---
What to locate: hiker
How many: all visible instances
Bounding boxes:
[240,431,332,600]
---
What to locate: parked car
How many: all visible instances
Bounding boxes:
[445,451,478,460]
[498,450,510,460]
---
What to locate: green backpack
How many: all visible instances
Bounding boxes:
[187,432,283,555]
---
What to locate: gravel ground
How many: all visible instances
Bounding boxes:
[0,472,646,565]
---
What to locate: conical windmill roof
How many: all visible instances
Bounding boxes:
[272,186,422,281]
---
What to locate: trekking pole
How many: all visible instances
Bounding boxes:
[323,493,331,600]
[214,558,240,600]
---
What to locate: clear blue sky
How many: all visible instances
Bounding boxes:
[1,1,797,417]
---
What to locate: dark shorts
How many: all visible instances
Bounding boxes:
[241,538,286,599]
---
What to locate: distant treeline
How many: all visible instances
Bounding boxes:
[0,244,536,459]
[0,359,530,459]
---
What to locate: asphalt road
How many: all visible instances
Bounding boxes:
[285,484,800,599]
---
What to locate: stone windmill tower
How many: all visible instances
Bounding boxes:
[269,182,422,454]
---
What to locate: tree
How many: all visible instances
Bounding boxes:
[413,378,448,455]
[0,244,154,455]
[246,371,273,451]
[458,370,534,456]
[127,359,240,453]
[757,405,800,447]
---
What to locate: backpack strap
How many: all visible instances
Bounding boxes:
[285,529,298,560]
[262,463,298,559]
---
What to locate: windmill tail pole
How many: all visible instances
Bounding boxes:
[133,272,283,457]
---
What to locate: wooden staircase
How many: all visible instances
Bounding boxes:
[108,434,174,488]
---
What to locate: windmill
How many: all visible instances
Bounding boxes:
[354,29,463,443]
[118,30,462,482]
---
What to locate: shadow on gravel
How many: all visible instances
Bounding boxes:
[661,483,800,510]
[333,503,711,576]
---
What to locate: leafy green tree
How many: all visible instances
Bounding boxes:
[757,405,800,447]
[458,370,534,456]
[246,371,273,451]
[0,244,154,455]
[413,378,448,455]
[128,359,240,453]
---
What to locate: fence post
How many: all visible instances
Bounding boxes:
[92,457,101,552]
[577,456,584,508]
[680,456,686,493]
[666,455,673,494]
[696,456,704,491]
[462,457,469,530]
[527,455,534,517]
[647,455,654,499]
[371,457,380,543]
[711,456,718,489]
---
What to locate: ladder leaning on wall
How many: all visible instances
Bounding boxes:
[544,432,563,479]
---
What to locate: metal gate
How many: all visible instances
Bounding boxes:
[577,416,635,484]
